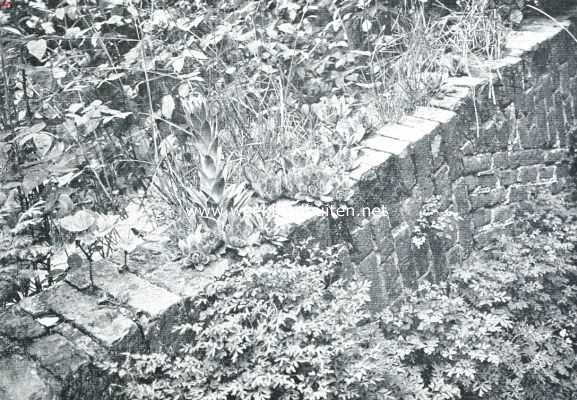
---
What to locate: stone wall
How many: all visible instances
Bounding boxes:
[1,9,577,400]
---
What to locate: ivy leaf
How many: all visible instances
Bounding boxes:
[27,39,47,61]
[58,209,96,233]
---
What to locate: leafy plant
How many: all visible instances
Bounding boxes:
[380,193,577,400]
[105,242,428,400]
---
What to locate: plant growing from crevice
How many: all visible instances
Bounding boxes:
[156,98,283,270]
[411,195,461,281]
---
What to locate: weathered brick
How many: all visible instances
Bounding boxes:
[397,152,417,192]
[452,179,471,214]
[493,152,509,169]
[469,188,504,210]
[559,61,571,95]
[499,169,517,186]
[0,307,46,340]
[476,116,509,152]
[393,224,414,270]
[433,164,451,207]
[557,162,571,178]
[412,136,435,198]
[477,171,498,188]
[517,165,539,183]
[508,149,546,167]
[27,334,90,380]
[544,148,569,163]
[509,185,529,202]
[472,208,491,229]
[539,165,556,181]
[350,220,375,262]
[430,134,444,170]
[462,154,492,174]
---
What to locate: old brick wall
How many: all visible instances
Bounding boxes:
[336,13,577,310]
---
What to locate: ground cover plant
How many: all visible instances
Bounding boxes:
[105,192,577,400]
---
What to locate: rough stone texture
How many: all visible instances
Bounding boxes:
[0,354,61,400]
[344,8,577,313]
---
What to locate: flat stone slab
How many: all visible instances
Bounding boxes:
[139,258,232,298]
[19,283,143,352]
[67,260,181,318]
[0,307,46,340]
[0,354,61,400]
[349,148,391,181]
[413,106,457,124]
[27,334,91,380]
[361,133,410,155]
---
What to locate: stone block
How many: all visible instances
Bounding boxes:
[54,323,108,361]
[350,220,375,262]
[370,213,394,256]
[361,134,410,155]
[349,148,391,182]
[27,334,90,380]
[393,224,414,272]
[476,113,510,152]
[413,106,457,125]
[76,260,182,319]
[472,208,491,229]
[493,152,509,169]
[509,185,530,202]
[433,164,451,207]
[469,188,504,210]
[477,171,498,188]
[0,354,61,400]
[19,283,143,353]
[273,200,330,248]
[517,165,539,183]
[457,216,474,257]
[544,148,569,163]
[559,61,571,95]
[499,169,518,186]
[556,162,571,178]
[462,154,492,174]
[430,86,471,111]
[378,123,429,143]
[508,149,546,167]
[539,165,556,181]
[0,307,46,340]
[411,137,435,198]
[452,179,471,214]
